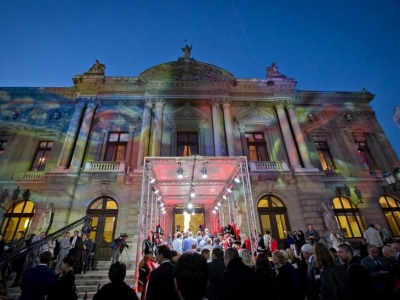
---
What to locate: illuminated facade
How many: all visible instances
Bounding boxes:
[1,49,399,257]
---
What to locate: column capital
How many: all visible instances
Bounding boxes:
[238,123,246,133]
[221,98,232,108]
[285,100,295,109]
[153,98,165,108]
[128,125,137,133]
[210,98,220,107]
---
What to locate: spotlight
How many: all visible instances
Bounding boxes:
[201,165,208,179]
[183,210,187,215]
[234,177,240,183]
[154,189,159,194]
[215,206,218,210]
[190,187,195,198]
[223,195,227,200]
[162,211,166,214]
[150,178,156,184]
[227,187,232,193]
[177,163,183,179]
[191,211,195,215]
[217,202,222,206]
[188,202,193,209]
[160,203,164,207]
[212,210,216,214]
[157,196,162,201]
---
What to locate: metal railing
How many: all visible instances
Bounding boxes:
[0,215,91,268]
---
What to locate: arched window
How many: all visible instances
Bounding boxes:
[87,197,118,260]
[332,197,364,238]
[379,195,400,236]
[257,196,289,244]
[1,200,35,243]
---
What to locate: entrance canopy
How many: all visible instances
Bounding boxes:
[135,155,257,287]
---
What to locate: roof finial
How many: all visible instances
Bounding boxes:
[181,41,192,59]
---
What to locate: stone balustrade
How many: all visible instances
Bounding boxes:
[83,161,126,172]
[249,161,290,172]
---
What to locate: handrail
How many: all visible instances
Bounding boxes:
[0,215,92,268]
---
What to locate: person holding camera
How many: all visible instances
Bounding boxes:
[111,234,129,264]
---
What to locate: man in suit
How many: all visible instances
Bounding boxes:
[361,245,392,300]
[19,251,55,300]
[305,225,320,246]
[55,231,70,271]
[145,245,179,300]
[206,248,225,300]
[69,230,81,259]
[338,243,375,299]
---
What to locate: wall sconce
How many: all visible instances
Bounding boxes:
[201,165,208,179]
[177,162,183,179]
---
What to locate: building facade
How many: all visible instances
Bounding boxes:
[1,48,399,259]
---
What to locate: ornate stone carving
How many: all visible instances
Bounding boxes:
[86,60,106,75]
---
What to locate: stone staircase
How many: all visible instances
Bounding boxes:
[7,260,136,300]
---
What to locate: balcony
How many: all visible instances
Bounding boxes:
[323,170,343,178]
[82,161,126,172]
[249,161,290,172]
[361,169,383,178]
[23,171,45,181]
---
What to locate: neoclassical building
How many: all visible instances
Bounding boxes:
[0,47,399,260]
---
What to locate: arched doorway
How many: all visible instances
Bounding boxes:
[379,195,400,237]
[173,205,205,234]
[1,200,35,243]
[87,197,118,260]
[332,197,364,238]
[257,196,290,249]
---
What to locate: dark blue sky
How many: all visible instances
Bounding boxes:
[1,0,399,159]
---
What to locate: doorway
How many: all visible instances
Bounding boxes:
[173,206,205,234]
[257,196,290,249]
[87,197,118,260]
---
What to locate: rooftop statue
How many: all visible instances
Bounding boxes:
[181,44,193,59]
[266,62,281,76]
[87,59,106,75]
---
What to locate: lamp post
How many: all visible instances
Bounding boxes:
[383,168,400,192]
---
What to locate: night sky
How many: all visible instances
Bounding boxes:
[1,0,399,159]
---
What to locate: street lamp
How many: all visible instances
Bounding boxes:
[383,169,400,192]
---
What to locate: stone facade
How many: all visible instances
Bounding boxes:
[1,54,400,256]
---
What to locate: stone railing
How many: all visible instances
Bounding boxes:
[323,170,343,178]
[23,171,45,180]
[83,161,126,172]
[361,169,383,178]
[248,161,290,172]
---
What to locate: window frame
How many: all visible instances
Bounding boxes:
[356,141,377,170]
[104,132,129,162]
[314,141,335,170]
[1,200,35,243]
[245,132,269,162]
[379,195,400,237]
[332,197,364,238]
[30,141,53,171]
[177,132,199,157]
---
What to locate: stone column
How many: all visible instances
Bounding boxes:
[222,99,235,157]
[136,100,153,168]
[151,99,165,157]
[70,98,99,170]
[95,125,108,161]
[199,124,206,156]
[275,100,300,170]
[170,125,177,156]
[238,123,249,158]
[210,99,222,156]
[54,99,86,170]
[125,124,137,172]
[286,102,314,169]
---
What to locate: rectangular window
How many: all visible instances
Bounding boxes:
[30,141,53,171]
[177,132,198,156]
[0,140,7,154]
[245,133,268,161]
[315,141,335,170]
[104,132,128,162]
[356,141,377,169]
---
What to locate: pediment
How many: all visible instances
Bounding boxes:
[139,60,235,84]
[168,102,208,120]
[235,103,275,125]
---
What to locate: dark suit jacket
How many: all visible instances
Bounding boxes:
[19,264,55,300]
[361,255,392,300]
[47,270,75,300]
[145,261,179,300]
[206,258,226,300]
[218,257,258,300]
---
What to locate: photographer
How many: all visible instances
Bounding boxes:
[111,234,129,264]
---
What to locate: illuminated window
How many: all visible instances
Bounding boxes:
[246,133,268,161]
[30,141,53,171]
[104,132,128,162]
[314,141,335,170]
[0,140,7,155]
[379,195,400,237]
[1,200,35,243]
[177,132,198,156]
[332,197,364,238]
[257,196,289,241]
[356,141,377,170]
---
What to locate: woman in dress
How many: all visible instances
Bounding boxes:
[47,256,76,300]
[79,233,89,274]
[314,243,351,299]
